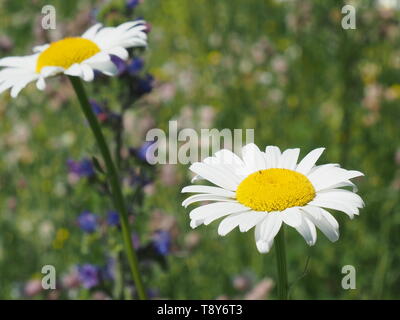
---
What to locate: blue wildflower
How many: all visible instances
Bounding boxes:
[128,58,144,75]
[126,0,141,10]
[110,55,127,75]
[107,211,120,227]
[137,74,154,95]
[67,158,95,178]
[90,100,103,115]
[77,211,98,233]
[77,264,99,289]
[102,258,116,281]
[153,230,171,256]
[136,141,156,163]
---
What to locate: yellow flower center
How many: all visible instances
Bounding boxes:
[36,37,100,73]
[236,168,316,212]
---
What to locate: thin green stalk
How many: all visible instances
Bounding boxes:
[275,227,288,300]
[68,76,147,300]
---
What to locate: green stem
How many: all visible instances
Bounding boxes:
[275,227,288,300]
[68,76,147,300]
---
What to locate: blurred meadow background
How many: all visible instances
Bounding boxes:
[0,0,400,299]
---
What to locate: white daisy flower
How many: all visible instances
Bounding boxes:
[0,20,147,98]
[181,143,364,253]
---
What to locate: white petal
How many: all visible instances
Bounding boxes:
[302,207,339,242]
[85,58,118,76]
[9,74,39,97]
[40,66,63,77]
[189,162,239,191]
[32,44,49,53]
[295,216,317,246]
[80,64,95,81]
[181,185,236,198]
[316,189,364,208]
[36,77,46,90]
[189,202,249,227]
[308,167,364,192]
[107,46,129,60]
[242,143,266,172]
[260,212,282,243]
[265,146,281,168]
[309,196,359,218]
[255,218,274,253]
[64,64,83,77]
[296,148,325,175]
[279,148,300,170]
[182,194,235,208]
[0,54,38,70]
[81,23,103,39]
[238,211,267,232]
[281,207,302,227]
[202,157,243,185]
[218,212,252,236]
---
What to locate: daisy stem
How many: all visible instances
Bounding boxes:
[68,76,147,300]
[275,227,289,300]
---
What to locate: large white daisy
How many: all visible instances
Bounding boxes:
[181,143,364,253]
[0,20,147,97]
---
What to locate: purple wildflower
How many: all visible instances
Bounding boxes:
[126,0,141,10]
[152,230,171,256]
[128,58,144,75]
[67,158,95,178]
[102,258,116,281]
[77,211,98,233]
[110,55,128,75]
[77,264,99,289]
[107,211,120,227]
[137,74,154,95]
[136,141,156,163]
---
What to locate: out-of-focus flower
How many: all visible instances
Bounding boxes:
[376,0,399,10]
[147,288,160,299]
[107,211,120,227]
[160,164,179,186]
[233,274,251,292]
[132,233,141,249]
[0,35,13,52]
[133,141,157,163]
[0,20,148,98]
[395,148,400,166]
[77,211,99,233]
[103,258,116,281]
[152,230,171,256]
[184,231,201,250]
[47,290,61,300]
[110,54,128,75]
[62,270,81,289]
[24,279,42,297]
[128,57,144,75]
[90,100,109,122]
[244,278,274,300]
[91,291,111,300]
[137,74,154,95]
[126,0,142,10]
[67,158,95,179]
[149,210,178,237]
[77,264,99,289]
[199,105,216,128]
[181,143,364,253]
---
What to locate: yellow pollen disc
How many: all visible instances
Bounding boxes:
[36,37,100,73]
[236,168,316,212]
